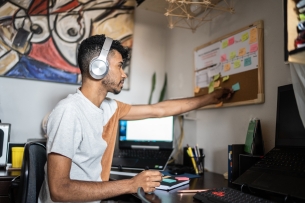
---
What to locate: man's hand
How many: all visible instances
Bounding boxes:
[131,170,162,193]
[210,88,233,104]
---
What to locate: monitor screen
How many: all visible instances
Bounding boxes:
[275,84,305,147]
[118,116,174,149]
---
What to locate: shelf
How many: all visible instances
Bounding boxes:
[284,0,305,65]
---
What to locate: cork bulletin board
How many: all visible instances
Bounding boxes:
[194,20,264,109]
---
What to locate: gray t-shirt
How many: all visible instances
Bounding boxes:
[38,89,117,203]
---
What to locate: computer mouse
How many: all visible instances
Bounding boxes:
[169,167,185,175]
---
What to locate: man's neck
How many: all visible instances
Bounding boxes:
[80,82,107,107]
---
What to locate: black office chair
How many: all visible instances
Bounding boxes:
[10,142,47,203]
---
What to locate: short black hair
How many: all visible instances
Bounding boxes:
[77,34,130,79]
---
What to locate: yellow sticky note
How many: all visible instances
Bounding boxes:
[241,32,249,42]
[194,86,200,93]
[249,28,257,44]
[222,40,228,48]
[213,74,220,81]
[238,48,246,56]
[222,75,229,82]
[234,60,241,68]
[214,80,220,88]
[208,81,214,93]
[224,63,231,72]
[230,52,236,60]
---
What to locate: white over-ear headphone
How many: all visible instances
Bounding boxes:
[89,37,113,79]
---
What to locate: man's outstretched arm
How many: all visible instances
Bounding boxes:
[123,88,233,120]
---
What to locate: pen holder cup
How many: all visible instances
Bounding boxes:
[189,155,205,174]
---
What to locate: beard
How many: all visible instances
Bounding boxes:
[102,76,123,95]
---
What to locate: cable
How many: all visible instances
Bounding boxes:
[137,187,151,203]
[167,115,184,164]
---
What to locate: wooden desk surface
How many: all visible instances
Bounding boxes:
[109,171,228,203]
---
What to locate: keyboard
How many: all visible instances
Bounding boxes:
[113,149,172,159]
[252,148,305,177]
[193,187,274,203]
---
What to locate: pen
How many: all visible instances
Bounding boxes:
[177,189,209,193]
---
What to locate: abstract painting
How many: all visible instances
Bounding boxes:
[0,0,135,89]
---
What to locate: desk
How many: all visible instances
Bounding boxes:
[109,171,228,203]
[0,169,19,203]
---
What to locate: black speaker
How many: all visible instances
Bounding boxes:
[89,37,113,79]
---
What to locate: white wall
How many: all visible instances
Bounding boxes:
[163,0,292,174]
[0,0,292,175]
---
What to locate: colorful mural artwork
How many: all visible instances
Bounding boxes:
[0,0,135,89]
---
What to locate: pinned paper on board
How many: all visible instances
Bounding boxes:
[213,73,220,81]
[249,27,258,44]
[221,54,227,62]
[241,32,249,42]
[234,60,241,69]
[232,83,240,91]
[244,57,252,66]
[224,63,231,72]
[194,86,200,93]
[250,43,258,53]
[214,80,220,88]
[215,101,223,107]
[228,37,235,45]
[230,51,236,60]
[222,40,228,48]
[222,75,229,82]
[238,48,246,56]
[208,81,214,93]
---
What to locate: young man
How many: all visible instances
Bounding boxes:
[38,35,233,203]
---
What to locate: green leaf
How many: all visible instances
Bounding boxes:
[158,73,167,102]
[148,72,156,104]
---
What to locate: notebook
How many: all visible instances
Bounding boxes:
[111,116,174,171]
[233,84,305,201]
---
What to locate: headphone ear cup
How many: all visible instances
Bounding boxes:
[89,57,109,80]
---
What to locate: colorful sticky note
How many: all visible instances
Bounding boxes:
[162,176,171,179]
[221,54,227,62]
[208,81,214,93]
[230,52,236,60]
[222,75,229,82]
[194,86,200,93]
[238,48,246,56]
[244,57,252,66]
[228,37,235,45]
[250,43,258,53]
[175,177,189,181]
[162,179,177,183]
[213,73,220,81]
[249,28,257,44]
[214,80,220,88]
[232,83,240,91]
[222,40,228,48]
[241,32,249,42]
[234,60,241,68]
[224,63,231,72]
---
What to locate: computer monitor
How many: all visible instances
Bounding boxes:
[275,84,305,147]
[118,116,174,149]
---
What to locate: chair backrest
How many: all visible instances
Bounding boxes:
[17,142,46,203]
